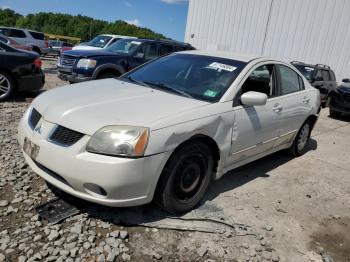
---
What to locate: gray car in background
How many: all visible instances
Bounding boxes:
[0,27,49,55]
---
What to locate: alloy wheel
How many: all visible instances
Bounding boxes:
[0,74,11,99]
[297,123,310,152]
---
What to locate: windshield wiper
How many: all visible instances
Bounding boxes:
[143,81,193,99]
[123,76,150,88]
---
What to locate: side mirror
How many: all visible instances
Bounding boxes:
[342,78,349,83]
[134,52,144,59]
[241,91,268,106]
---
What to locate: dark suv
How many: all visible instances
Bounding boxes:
[291,61,337,106]
[57,38,194,83]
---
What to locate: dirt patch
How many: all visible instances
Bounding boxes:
[309,217,350,261]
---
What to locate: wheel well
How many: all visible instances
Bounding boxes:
[0,69,17,89]
[97,68,122,78]
[173,135,220,172]
[306,114,318,131]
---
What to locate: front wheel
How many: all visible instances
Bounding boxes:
[155,141,214,214]
[329,108,341,118]
[289,120,311,157]
[0,72,14,101]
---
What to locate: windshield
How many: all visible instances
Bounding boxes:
[124,53,247,102]
[88,35,112,48]
[106,39,142,54]
[294,65,315,81]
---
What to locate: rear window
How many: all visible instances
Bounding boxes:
[29,31,45,40]
[10,29,26,38]
[293,65,315,81]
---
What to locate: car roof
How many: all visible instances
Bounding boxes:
[176,50,260,62]
[0,26,43,34]
[291,61,332,70]
[99,34,135,38]
[126,38,192,47]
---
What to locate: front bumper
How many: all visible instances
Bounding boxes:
[58,72,91,83]
[17,110,168,207]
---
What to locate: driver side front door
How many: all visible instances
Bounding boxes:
[227,64,281,165]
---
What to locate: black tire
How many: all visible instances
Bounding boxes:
[97,72,120,79]
[289,120,312,157]
[329,108,340,118]
[0,72,15,101]
[155,141,214,214]
[32,46,41,55]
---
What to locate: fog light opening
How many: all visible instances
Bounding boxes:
[83,183,107,198]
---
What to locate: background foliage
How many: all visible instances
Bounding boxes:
[0,8,166,41]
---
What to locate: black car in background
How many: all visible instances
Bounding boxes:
[328,78,350,118]
[0,42,45,101]
[57,38,194,83]
[291,61,337,107]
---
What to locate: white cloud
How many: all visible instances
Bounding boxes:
[125,19,141,27]
[160,0,188,4]
[1,5,11,9]
[125,1,133,8]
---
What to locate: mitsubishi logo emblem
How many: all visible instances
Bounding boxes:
[34,123,43,134]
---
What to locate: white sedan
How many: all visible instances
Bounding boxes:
[18,51,321,213]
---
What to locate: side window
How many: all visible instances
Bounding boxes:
[322,70,330,81]
[143,43,158,61]
[278,65,302,95]
[108,38,120,46]
[0,28,10,36]
[29,31,45,40]
[241,65,275,97]
[315,69,323,80]
[159,44,174,56]
[0,36,8,44]
[10,29,26,38]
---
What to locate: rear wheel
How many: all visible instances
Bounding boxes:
[0,72,14,101]
[289,120,311,156]
[156,141,214,214]
[32,46,41,55]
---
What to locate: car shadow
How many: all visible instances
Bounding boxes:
[44,139,318,226]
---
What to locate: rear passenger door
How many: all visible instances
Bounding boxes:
[273,64,312,147]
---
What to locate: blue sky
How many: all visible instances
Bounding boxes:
[0,0,189,40]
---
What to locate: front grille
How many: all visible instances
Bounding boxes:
[59,55,76,67]
[49,125,84,146]
[29,108,42,129]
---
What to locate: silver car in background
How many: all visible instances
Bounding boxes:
[18,51,321,213]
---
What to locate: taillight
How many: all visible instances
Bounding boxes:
[34,58,42,69]
[44,40,49,48]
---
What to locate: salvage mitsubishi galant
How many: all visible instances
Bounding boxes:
[18,51,321,213]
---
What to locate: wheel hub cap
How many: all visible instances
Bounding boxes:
[0,74,10,98]
[297,124,310,151]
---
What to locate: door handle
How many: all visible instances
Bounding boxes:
[302,96,310,104]
[272,104,283,113]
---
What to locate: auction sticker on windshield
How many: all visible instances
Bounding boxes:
[207,62,237,72]
[204,89,218,98]
[131,41,142,45]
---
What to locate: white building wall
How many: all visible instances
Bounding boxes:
[185,0,350,82]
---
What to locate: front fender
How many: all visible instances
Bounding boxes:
[91,63,126,79]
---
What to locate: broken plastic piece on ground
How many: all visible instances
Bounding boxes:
[36,198,80,224]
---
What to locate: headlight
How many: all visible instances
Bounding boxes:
[86,126,149,157]
[77,59,97,69]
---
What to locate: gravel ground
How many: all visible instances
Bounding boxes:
[0,58,349,262]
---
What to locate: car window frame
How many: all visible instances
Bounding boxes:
[233,62,278,107]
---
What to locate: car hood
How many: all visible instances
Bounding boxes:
[337,85,350,94]
[62,49,122,58]
[32,79,210,135]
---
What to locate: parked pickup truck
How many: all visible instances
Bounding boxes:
[57,38,194,83]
